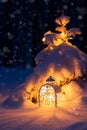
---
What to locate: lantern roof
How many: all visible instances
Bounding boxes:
[46,76,55,82]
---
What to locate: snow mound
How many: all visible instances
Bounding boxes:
[20,43,87,105]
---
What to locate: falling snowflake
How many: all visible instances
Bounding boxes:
[19,21,22,25]
[7,32,13,40]
[3,47,10,53]
[10,13,15,18]
[78,15,83,20]
[29,49,32,52]
[63,5,68,10]
[71,2,74,6]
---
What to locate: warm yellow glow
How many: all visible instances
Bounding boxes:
[61,32,67,39]
[54,39,63,46]
[25,58,83,108]
[42,15,81,46]
[39,85,55,108]
[55,15,70,26]
[42,37,46,42]
[49,46,53,50]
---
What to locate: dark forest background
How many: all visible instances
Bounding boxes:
[0,0,87,68]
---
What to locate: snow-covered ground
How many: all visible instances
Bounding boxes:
[0,102,87,130]
[0,67,87,130]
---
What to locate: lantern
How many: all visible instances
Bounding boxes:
[39,76,61,108]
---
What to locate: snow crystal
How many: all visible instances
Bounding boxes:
[0,0,8,3]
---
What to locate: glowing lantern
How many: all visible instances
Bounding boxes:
[39,76,61,108]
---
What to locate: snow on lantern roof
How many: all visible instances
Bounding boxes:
[46,76,55,82]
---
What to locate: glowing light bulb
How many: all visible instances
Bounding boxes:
[61,32,67,39]
[42,37,46,42]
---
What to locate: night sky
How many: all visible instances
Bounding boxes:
[0,0,87,67]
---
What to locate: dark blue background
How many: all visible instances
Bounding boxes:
[0,0,87,68]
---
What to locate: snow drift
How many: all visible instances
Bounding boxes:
[15,43,87,108]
